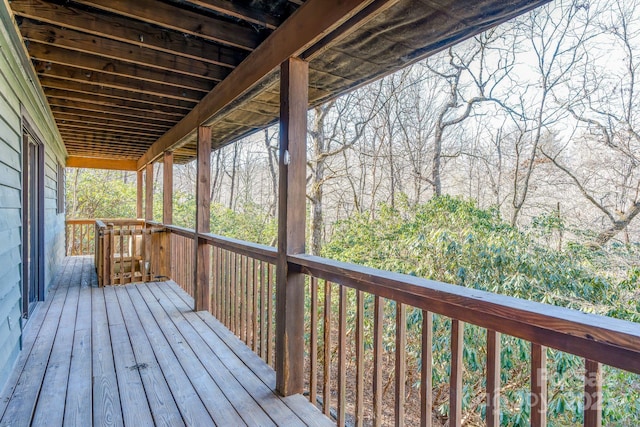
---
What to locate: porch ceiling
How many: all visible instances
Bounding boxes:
[8,0,550,167]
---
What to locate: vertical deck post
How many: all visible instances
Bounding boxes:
[161,151,173,280]
[275,57,308,396]
[195,126,211,311]
[144,163,154,280]
[145,163,154,221]
[136,169,143,219]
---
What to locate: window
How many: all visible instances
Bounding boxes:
[57,162,65,214]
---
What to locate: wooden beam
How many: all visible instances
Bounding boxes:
[66,156,138,171]
[137,170,143,218]
[21,21,229,81]
[194,126,211,312]
[186,0,284,29]
[28,41,218,92]
[72,0,262,51]
[41,83,195,112]
[57,124,158,140]
[50,106,175,128]
[145,163,154,221]
[163,152,173,225]
[55,118,165,136]
[36,63,206,102]
[47,99,180,123]
[52,111,170,132]
[10,0,243,68]
[275,57,308,396]
[45,89,192,116]
[161,151,174,280]
[138,0,376,169]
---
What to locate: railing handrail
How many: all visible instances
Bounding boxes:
[200,232,277,264]
[65,218,97,225]
[157,223,278,264]
[289,253,640,375]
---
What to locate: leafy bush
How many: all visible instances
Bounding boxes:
[322,195,639,425]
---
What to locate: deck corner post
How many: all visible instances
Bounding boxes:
[276,56,308,396]
[161,151,173,280]
[145,163,154,221]
[194,126,212,312]
[137,169,144,219]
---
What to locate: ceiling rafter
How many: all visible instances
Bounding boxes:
[49,106,175,128]
[40,79,196,111]
[47,99,182,123]
[20,20,229,81]
[38,65,206,102]
[28,42,216,92]
[10,0,244,68]
[184,0,284,30]
[72,0,264,51]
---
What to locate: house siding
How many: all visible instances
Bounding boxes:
[0,5,66,389]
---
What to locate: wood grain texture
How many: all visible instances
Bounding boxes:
[2,257,329,426]
[584,359,602,427]
[486,330,501,427]
[194,126,211,311]
[291,254,640,374]
[275,57,308,396]
[531,343,547,427]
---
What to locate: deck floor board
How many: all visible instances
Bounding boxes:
[0,256,334,426]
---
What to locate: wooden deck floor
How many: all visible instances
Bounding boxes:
[0,256,333,427]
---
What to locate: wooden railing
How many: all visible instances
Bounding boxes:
[168,225,195,296]
[94,219,167,286]
[143,223,640,426]
[65,219,96,255]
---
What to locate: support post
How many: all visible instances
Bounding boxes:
[163,152,173,225]
[136,169,143,218]
[275,57,308,396]
[161,151,173,279]
[194,126,211,311]
[145,163,154,221]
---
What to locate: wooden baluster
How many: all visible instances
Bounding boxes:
[210,245,216,318]
[231,251,237,334]
[104,225,112,286]
[337,285,347,427]
[355,290,364,426]
[531,343,547,427]
[219,247,224,319]
[486,330,501,427]
[131,229,137,282]
[373,296,384,427]
[395,302,406,427]
[421,311,433,427]
[237,254,242,337]
[119,227,125,285]
[260,261,268,361]
[310,277,318,406]
[268,263,275,368]
[108,224,115,286]
[242,256,248,344]
[449,319,464,427]
[584,360,602,427]
[322,280,332,417]
[225,250,230,327]
[252,258,258,353]
[73,223,77,255]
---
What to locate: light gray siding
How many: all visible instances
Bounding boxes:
[0,4,66,389]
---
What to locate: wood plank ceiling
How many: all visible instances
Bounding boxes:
[8,0,550,167]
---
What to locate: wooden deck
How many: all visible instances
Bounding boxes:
[0,256,333,427]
